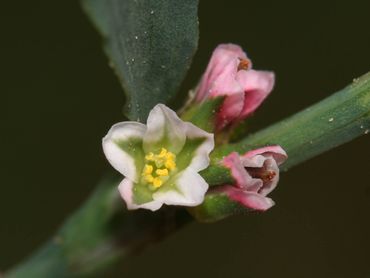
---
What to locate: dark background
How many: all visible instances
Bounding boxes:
[1,0,370,277]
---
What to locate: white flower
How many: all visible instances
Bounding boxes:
[103,104,214,211]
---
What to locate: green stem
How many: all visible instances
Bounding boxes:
[195,72,370,222]
[6,176,191,278]
[202,72,370,183]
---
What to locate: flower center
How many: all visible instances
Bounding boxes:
[142,148,176,190]
[246,167,276,182]
[237,58,250,71]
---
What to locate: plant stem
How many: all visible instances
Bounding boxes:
[6,176,191,278]
[202,72,370,183]
[195,72,370,222]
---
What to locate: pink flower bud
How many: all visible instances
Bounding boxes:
[195,44,275,130]
[220,145,287,211]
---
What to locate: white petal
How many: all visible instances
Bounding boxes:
[243,145,287,165]
[118,179,163,211]
[258,157,280,196]
[102,122,146,182]
[242,154,266,168]
[183,122,215,172]
[143,104,186,154]
[153,168,208,207]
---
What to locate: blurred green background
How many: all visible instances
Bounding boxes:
[1,0,370,277]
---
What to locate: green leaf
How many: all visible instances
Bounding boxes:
[82,0,199,122]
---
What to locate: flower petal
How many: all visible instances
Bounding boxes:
[153,168,208,207]
[223,152,249,188]
[182,122,214,172]
[195,44,250,101]
[236,69,275,119]
[242,154,266,168]
[118,179,163,211]
[143,104,186,154]
[242,146,286,195]
[209,69,243,98]
[257,157,280,196]
[102,122,146,182]
[223,152,263,192]
[216,92,245,130]
[242,145,287,165]
[221,185,275,211]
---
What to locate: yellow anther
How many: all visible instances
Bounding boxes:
[144,174,154,183]
[145,152,154,161]
[142,148,176,189]
[165,159,176,170]
[143,164,153,175]
[152,177,163,188]
[157,148,168,158]
[156,168,169,176]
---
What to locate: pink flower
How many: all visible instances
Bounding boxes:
[219,146,287,211]
[195,44,275,131]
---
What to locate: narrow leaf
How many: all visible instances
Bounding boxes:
[82,0,199,122]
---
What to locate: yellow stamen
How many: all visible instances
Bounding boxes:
[141,148,176,189]
[156,168,169,176]
[144,174,154,183]
[143,164,153,175]
[165,152,175,160]
[145,152,154,161]
[165,160,176,170]
[152,177,163,188]
[157,148,167,158]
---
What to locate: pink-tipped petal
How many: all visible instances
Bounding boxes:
[243,145,287,165]
[222,185,275,211]
[223,152,249,188]
[118,179,163,211]
[118,178,135,209]
[221,146,288,211]
[236,70,275,119]
[216,93,245,130]
[195,44,249,102]
[194,44,275,131]
[223,152,264,192]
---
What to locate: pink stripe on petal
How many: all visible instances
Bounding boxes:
[223,152,249,188]
[222,185,275,211]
